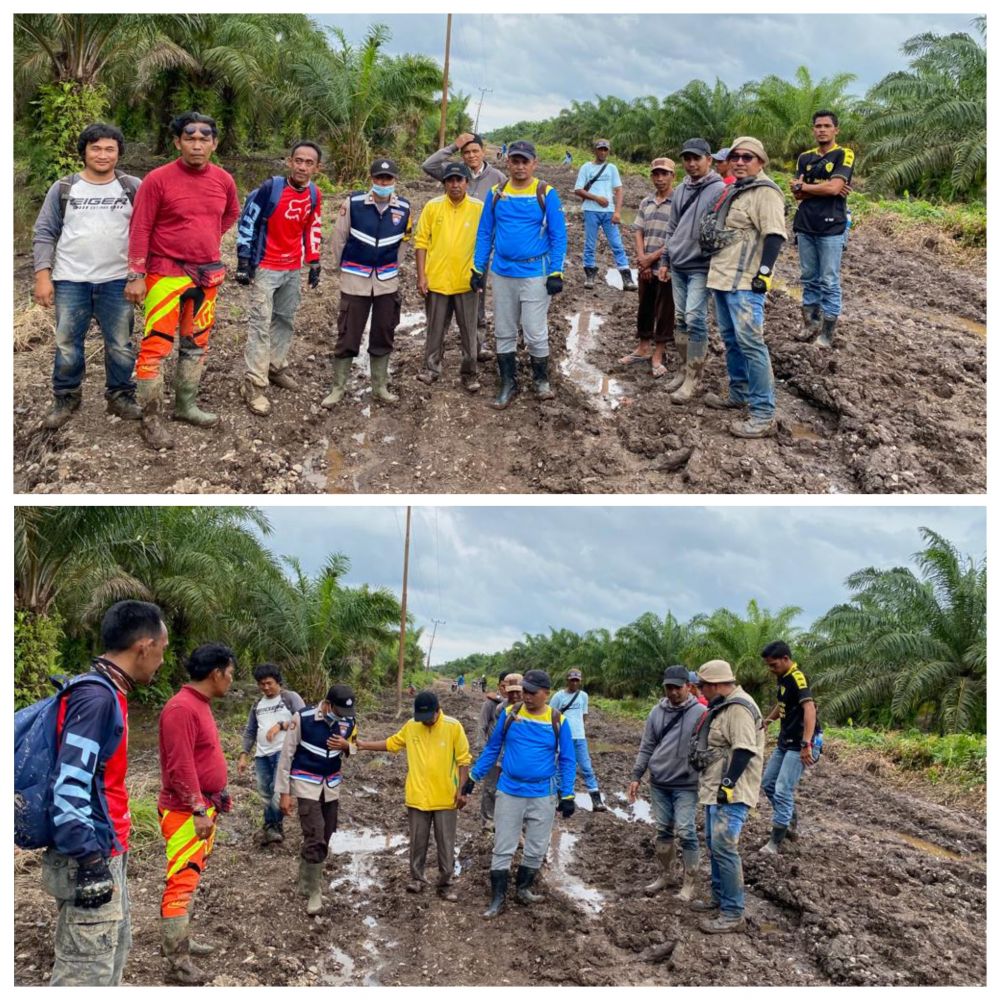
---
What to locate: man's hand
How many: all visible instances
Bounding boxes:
[627,780,641,804]
[594,195,609,208]
[639,266,653,281]
[33,272,55,307]
[237,752,249,777]
[418,276,429,297]
[280,793,295,816]
[611,211,621,225]
[125,278,146,305]
[801,743,817,767]
[716,779,735,805]
[470,269,485,294]
[557,796,576,818]
[453,132,475,149]
[751,272,772,294]
[218,790,233,814]
[455,791,469,810]
[545,274,563,296]
[265,723,282,743]
[308,263,321,289]
[74,856,114,909]
[327,734,350,752]
[461,777,476,797]
[193,812,214,840]
[657,265,670,283]
[235,257,253,286]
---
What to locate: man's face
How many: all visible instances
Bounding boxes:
[371,172,395,193]
[507,154,535,183]
[174,122,218,168]
[421,710,440,728]
[257,676,281,698]
[699,680,722,702]
[520,686,548,711]
[812,117,839,147]
[506,687,522,705]
[682,153,711,180]
[664,683,689,706]
[133,624,169,686]
[287,146,320,187]
[594,146,610,162]
[461,142,484,172]
[213,662,235,697]
[729,148,764,179]
[764,656,792,677]
[715,159,732,179]
[444,175,468,202]
[651,168,674,194]
[567,677,581,692]
[84,138,120,176]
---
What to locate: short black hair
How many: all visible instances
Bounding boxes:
[812,110,839,126]
[761,640,792,659]
[100,600,165,652]
[77,123,125,160]
[186,643,236,681]
[253,662,283,685]
[498,670,509,684]
[170,111,218,138]
[290,140,322,163]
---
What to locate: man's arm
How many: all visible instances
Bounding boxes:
[798,177,847,198]
[127,171,158,275]
[470,706,507,780]
[221,174,241,234]
[32,182,64,285]
[472,189,496,273]
[556,718,576,799]
[420,144,456,182]
[328,196,351,270]
[355,738,390,751]
[305,190,322,264]
[274,712,302,796]
[545,188,568,275]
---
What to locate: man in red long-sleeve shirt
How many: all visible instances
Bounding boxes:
[157,642,235,985]
[125,111,240,450]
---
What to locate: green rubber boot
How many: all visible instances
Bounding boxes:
[173,357,218,428]
[370,353,398,403]
[136,377,174,450]
[321,357,353,408]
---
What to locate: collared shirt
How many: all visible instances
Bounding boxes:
[635,191,673,254]
[385,715,472,811]
[275,707,358,802]
[414,193,484,295]
[696,686,766,807]
[793,144,854,236]
[775,662,821,748]
[329,190,411,296]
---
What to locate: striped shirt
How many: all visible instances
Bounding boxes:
[635,192,673,253]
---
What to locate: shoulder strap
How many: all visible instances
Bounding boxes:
[654,701,694,746]
[262,176,285,221]
[113,169,139,205]
[582,161,609,191]
[561,690,581,712]
[58,173,80,221]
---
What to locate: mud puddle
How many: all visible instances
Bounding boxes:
[329,827,407,892]
[604,267,638,290]
[893,832,966,861]
[299,437,352,493]
[546,825,605,915]
[560,309,624,414]
[609,792,653,824]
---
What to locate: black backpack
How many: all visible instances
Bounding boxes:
[698,176,781,255]
[688,696,760,772]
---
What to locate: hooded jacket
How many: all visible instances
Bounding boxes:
[664,171,724,274]
[631,694,706,790]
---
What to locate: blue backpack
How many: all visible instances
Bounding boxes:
[237,176,319,267]
[14,672,124,850]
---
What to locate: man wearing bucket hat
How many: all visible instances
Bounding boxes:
[689,659,765,933]
[704,136,787,439]
[463,668,575,918]
[355,691,472,901]
[550,668,607,811]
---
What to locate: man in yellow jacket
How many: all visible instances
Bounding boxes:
[414,162,484,392]
[356,691,471,900]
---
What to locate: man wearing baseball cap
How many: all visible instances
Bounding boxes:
[574,139,636,291]
[689,660,765,933]
[704,136,787,438]
[322,157,411,408]
[472,140,567,407]
[712,148,735,185]
[550,668,607,811]
[479,672,523,831]
[414,161,484,392]
[628,665,707,901]
[356,691,471,901]
[462,668,575,918]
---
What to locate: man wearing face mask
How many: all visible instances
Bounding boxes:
[323,159,411,407]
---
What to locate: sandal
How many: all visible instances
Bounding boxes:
[651,364,668,378]
[619,351,652,366]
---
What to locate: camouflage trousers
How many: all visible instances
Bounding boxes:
[42,850,131,986]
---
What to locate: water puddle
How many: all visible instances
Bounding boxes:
[894,832,965,861]
[546,825,606,915]
[398,311,427,337]
[610,792,653,824]
[328,827,407,892]
[604,267,638,290]
[771,276,802,302]
[560,310,624,415]
[322,946,355,986]
[926,310,986,337]
[351,432,366,446]
[789,422,824,442]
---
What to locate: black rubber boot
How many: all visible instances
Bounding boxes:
[42,391,82,430]
[515,866,544,904]
[483,869,509,918]
[530,356,555,400]
[590,790,607,812]
[797,304,822,341]
[786,809,799,841]
[759,825,788,855]
[492,352,519,410]
[620,268,637,291]
[583,267,597,289]
[817,315,838,348]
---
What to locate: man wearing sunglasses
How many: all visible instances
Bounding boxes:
[126,112,240,450]
[704,136,786,439]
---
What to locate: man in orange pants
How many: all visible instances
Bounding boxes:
[125,111,239,450]
[157,643,235,984]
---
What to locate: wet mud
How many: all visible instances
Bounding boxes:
[13,682,986,986]
[12,163,985,494]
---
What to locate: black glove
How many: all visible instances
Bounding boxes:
[470,269,485,293]
[750,272,772,294]
[716,778,735,805]
[74,856,114,909]
[235,257,253,286]
[557,796,576,818]
[218,789,233,814]
[546,274,564,296]
[461,778,476,797]
[308,263,321,289]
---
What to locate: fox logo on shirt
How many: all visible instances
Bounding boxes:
[284,195,313,222]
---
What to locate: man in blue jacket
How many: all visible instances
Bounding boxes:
[472,140,567,408]
[463,668,576,918]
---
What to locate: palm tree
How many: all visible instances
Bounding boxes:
[810,529,985,733]
[858,20,986,196]
[602,611,694,697]
[655,78,751,155]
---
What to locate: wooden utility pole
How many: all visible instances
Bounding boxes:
[395,506,411,715]
[425,619,446,671]
[438,14,453,148]
[473,86,493,133]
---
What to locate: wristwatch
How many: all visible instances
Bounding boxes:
[192,806,207,817]
[757,265,772,277]
[126,271,145,282]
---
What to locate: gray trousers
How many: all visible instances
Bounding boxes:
[491,790,557,870]
[43,850,131,986]
[424,291,478,376]
[408,807,457,885]
[245,267,303,387]
[492,274,550,358]
[480,764,501,822]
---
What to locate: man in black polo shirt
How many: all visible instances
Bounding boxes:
[792,111,854,348]
[757,641,821,854]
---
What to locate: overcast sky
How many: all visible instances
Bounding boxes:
[253,506,984,664]
[314,11,980,132]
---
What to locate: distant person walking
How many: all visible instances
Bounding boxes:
[550,669,607,811]
[562,150,572,166]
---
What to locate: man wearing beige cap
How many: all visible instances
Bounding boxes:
[704,137,787,438]
[689,659,765,933]
[479,672,523,831]
[620,157,675,378]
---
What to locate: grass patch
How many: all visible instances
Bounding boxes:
[590,695,654,722]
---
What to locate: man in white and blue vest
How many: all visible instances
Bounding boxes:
[323,158,411,407]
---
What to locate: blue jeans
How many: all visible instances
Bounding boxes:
[671,271,709,345]
[704,802,751,918]
[583,211,629,269]
[649,786,700,868]
[52,279,135,397]
[254,753,283,828]
[797,233,845,317]
[572,738,598,792]
[712,289,775,420]
[761,743,820,827]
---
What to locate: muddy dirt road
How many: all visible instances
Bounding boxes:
[12,161,985,494]
[13,682,986,986]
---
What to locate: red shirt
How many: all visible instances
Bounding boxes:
[128,158,240,276]
[261,184,322,270]
[158,685,228,812]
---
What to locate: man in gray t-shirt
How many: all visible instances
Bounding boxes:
[32,123,142,430]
